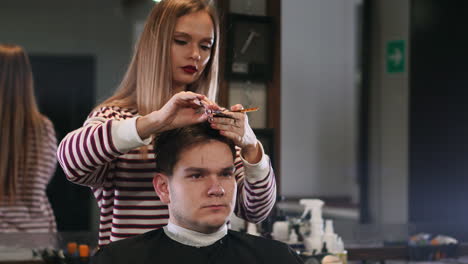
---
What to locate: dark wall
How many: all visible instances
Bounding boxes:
[410,0,468,238]
[31,55,95,231]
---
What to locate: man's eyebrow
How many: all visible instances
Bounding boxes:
[184,167,208,173]
[184,166,235,172]
[184,167,206,172]
[221,166,235,172]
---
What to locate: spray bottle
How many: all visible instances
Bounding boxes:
[299,199,324,254]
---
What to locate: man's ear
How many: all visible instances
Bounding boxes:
[153,173,170,204]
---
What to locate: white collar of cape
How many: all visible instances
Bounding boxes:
[163,220,228,248]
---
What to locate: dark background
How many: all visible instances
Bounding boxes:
[409,0,468,239]
[31,55,95,231]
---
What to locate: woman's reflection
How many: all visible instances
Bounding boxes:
[0,43,57,232]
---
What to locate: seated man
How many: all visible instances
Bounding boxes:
[91,122,303,264]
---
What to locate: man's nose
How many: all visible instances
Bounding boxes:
[207,178,225,197]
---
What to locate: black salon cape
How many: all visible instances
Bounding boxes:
[91,228,304,264]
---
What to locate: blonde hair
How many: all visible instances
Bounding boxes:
[0,44,45,202]
[100,0,220,115]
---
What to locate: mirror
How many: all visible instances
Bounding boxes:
[0,0,366,235]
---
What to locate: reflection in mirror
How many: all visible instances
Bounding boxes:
[1,0,368,245]
[1,0,136,235]
[0,44,57,233]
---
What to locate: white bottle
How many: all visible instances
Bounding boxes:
[247,222,260,236]
[299,199,324,222]
[299,199,324,237]
[335,237,347,264]
[336,237,344,253]
[289,229,299,244]
[304,234,323,255]
[272,221,289,241]
[323,219,337,253]
[300,199,325,254]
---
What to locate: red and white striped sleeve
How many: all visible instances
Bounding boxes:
[56,107,151,187]
[234,142,277,223]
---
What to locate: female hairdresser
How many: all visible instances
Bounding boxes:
[0,44,57,232]
[57,0,276,246]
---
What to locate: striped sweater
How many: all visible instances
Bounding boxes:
[57,107,276,246]
[0,117,57,233]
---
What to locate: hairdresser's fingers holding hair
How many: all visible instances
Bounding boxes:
[137,92,211,139]
[209,104,247,144]
[210,104,262,164]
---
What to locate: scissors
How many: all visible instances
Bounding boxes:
[198,100,259,117]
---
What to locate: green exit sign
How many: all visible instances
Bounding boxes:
[386,40,405,74]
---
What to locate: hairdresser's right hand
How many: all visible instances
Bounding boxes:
[136,91,219,139]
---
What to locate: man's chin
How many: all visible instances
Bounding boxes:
[199,218,228,233]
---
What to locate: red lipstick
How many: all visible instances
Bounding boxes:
[182,65,197,74]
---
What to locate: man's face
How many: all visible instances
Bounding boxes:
[154,140,236,234]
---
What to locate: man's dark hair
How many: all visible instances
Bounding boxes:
[154,122,236,175]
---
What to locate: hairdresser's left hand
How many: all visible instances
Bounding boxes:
[209,104,262,164]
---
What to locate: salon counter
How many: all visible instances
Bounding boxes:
[2,232,468,264]
[0,232,96,264]
[346,243,468,261]
[0,261,42,264]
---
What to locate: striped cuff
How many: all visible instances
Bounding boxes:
[240,141,271,183]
